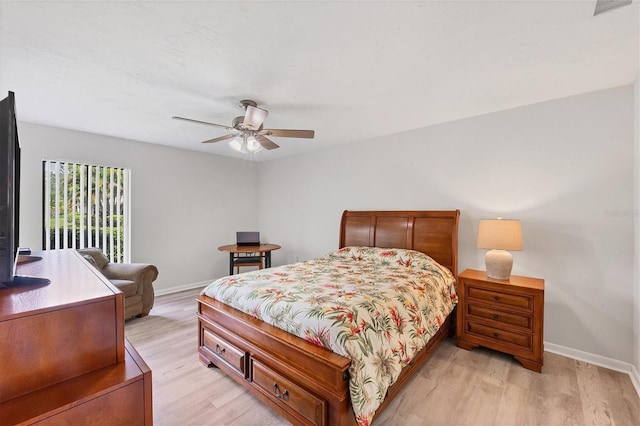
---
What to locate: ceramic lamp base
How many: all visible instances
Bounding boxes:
[485,249,513,280]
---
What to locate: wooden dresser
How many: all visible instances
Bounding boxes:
[0,249,152,425]
[456,269,544,372]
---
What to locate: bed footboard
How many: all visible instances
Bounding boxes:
[197,294,453,426]
[197,294,353,426]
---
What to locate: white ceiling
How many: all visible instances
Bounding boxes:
[0,1,638,161]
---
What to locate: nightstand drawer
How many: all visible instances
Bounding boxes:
[466,321,532,350]
[467,304,532,330]
[467,286,531,310]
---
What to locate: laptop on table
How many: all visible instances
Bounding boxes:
[236,231,260,246]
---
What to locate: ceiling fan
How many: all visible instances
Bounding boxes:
[173,100,315,153]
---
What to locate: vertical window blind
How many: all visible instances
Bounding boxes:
[43,160,130,263]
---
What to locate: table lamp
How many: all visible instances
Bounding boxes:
[477,218,523,280]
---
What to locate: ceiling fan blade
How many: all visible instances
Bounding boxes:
[202,134,236,144]
[256,135,280,150]
[243,105,268,130]
[262,129,315,139]
[173,116,234,131]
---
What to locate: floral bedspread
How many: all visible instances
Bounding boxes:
[201,246,457,426]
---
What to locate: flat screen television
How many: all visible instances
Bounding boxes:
[0,91,48,288]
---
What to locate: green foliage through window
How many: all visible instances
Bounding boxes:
[43,161,130,263]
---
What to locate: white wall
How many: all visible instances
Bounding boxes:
[258,86,635,363]
[18,123,259,292]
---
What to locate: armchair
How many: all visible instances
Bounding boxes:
[78,248,159,320]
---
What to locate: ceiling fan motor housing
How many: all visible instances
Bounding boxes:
[232,116,244,128]
[239,99,258,110]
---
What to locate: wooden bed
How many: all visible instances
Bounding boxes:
[197,210,460,425]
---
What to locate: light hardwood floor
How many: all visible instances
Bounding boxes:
[125,288,640,426]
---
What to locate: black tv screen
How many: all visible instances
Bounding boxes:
[0,91,19,284]
[0,92,47,288]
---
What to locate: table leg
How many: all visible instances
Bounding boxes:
[229,253,234,275]
[265,251,272,268]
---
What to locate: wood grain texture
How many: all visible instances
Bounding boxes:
[0,250,150,425]
[126,287,640,426]
[0,250,125,403]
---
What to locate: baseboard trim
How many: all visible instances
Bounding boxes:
[544,341,632,374]
[155,280,211,297]
[545,341,639,398]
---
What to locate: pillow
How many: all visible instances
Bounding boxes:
[329,246,437,269]
[329,246,455,288]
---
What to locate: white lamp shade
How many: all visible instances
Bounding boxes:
[477,219,523,251]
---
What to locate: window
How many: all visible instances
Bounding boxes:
[43,160,130,263]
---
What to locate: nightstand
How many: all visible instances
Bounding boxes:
[456,269,544,372]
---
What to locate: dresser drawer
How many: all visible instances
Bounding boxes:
[201,328,246,378]
[467,286,532,310]
[466,321,532,350]
[467,304,532,330]
[251,358,326,426]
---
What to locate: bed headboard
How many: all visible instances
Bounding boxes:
[339,210,460,276]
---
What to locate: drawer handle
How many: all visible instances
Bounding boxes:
[493,296,500,301]
[493,314,500,320]
[215,344,226,356]
[493,332,499,338]
[273,383,289,400]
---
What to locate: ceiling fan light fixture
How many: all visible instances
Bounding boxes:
[229,135,246,153]
[230,133,262,154]
[246,135,262,153]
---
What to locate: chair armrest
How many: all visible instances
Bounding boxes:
[102,263,158,283]
[102,263,159,314]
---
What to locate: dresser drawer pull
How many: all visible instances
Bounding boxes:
[494,296,500,301]
[215,344,226,356]
[273,382,289,400]
[493,332,499,338]
[493,314,500,320]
